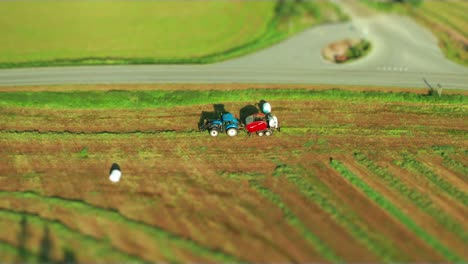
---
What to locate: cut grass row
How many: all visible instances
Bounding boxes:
[0,239,37,263]
[330,159,462,262]
[247,179,341,263]
[432,146,468,179]
[395,155,468,206]
[409,9,468,66]
[0,0,347,68]
[0,209,143,263]
[0,191,241,263]
[222,166,421,262]
[1,88,465,109]
[418,1,468,37]
[273,164,401,262]
[353,152,468,244]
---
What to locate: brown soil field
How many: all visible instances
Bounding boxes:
[0,85,467,263]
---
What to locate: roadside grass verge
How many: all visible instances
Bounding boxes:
[0,0,347,68]
[353,152,468,244]
[0,191,241,263]
[273,164,401,262]
[0,88,465,109]
[359,0,419,13]
[394,155,468,206]
[360,0,468,66]
[0,209,143,263]
[330,159,462,262]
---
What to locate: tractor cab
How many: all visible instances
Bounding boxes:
[222,112,239,129]
[199,112,240,137]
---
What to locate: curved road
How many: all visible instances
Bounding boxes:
[0,1,467,89]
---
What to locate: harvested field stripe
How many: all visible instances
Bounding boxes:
[0,130,183,135]
[330,160,462,262]
[248,180,341,263]
[418,7,467,37]
[280,165,398,262]
[440,156,468,180]
[432,147,468,179]
[396,156,468,206]
[0,208,143,263]
[353,153,468,243]
[0,191,241,263]
[0,199,177,263]
[450,1,468,14]
[0,239,37,263]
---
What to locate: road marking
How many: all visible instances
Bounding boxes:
[377,66,409,72]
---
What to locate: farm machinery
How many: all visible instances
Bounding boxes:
[198,101,280,137]
[245,112,280,136]
[199,112,240,137]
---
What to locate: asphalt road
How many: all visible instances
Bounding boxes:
[0,1,467,89]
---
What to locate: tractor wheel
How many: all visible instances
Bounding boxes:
[227,128,238,137]
[210,129,219,137]
[257,131,264,137]
[265,130,272,136]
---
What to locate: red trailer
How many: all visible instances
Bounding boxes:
[245,113,279,136]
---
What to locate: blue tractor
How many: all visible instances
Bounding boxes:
[199,112,240,137]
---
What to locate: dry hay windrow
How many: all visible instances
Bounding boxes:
[0,86,466,262]
[378,160,467,226]
[0,207,143,263]
[338,155,467,259]
[328,159,462,262]
[302,158,440,262]
[260,171,381,262]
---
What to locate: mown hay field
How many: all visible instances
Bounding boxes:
[410,0,468,66]
[0,0,347,68]
[0,1,274,65]
[360,0,468,66]
[0,85,467,263]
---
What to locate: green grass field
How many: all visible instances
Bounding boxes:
[360,0,468,66]
[0,1,273,65]
[0,0,347,68]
